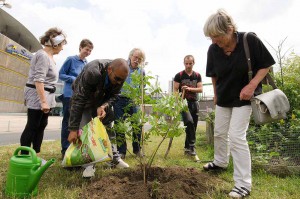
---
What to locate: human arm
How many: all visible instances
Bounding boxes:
[68,61,101,132]
[32,51,52,113]
[59,58,76,83]
[240,67,270,100]
[240,33,275,100]
[211,77,217,105]
[97,105,107,120]
[182,82,203,93]
[68,130,78,144]
[173,81,180,92]
[35,82,50,113]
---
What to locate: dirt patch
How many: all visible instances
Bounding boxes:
[80,166,224,199]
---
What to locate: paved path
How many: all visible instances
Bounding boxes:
[0,113,205,146]
[0,113,62,146]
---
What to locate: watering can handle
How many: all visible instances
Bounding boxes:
[14,146,38,163]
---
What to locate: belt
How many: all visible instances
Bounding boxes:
[26,83,56,93]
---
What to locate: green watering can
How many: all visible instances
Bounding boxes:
[5,146,55,198]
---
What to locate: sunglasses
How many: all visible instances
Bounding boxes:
[112,71,126,83]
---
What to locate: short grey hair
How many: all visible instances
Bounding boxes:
[203,9,237,37]
[128,48,146,62]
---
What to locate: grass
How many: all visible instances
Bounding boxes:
[1,125,300,198]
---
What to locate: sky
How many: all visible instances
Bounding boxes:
[3,0,300,96]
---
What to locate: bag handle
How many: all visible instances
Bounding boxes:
[243,32,277,89]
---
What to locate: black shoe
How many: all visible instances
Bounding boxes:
[203,162,226,171]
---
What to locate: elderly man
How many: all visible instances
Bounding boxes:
[68,58,130,178]
[114,48,146,159]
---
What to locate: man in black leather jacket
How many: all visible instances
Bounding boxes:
[68,58,130,178]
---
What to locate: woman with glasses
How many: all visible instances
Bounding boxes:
[203,9,275,198]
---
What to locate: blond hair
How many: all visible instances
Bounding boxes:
[203,9,237,37]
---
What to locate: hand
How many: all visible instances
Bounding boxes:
[181,85,188,91]
[97,106,106,120]
[240,83,256,101]
[68,130,78,144]
[41,102,50,113]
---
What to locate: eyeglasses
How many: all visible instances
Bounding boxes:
[132,55,143,62]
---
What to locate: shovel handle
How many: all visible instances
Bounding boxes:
[182,89,185,99]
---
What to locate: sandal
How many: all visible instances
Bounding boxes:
[203,162,225,171]
[229,186,250,198]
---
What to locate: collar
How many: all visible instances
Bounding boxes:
[75,55,87,63]
[105,73,111,89]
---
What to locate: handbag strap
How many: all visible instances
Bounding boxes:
[243,32,277,89]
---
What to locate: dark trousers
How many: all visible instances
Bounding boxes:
[181,101,199,149]
[20,108,49,154]
[61,96,71,155]
[114,97,141,155]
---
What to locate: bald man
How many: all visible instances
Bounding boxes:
[67,58,130,177]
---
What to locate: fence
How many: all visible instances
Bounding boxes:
[247,129,300,175]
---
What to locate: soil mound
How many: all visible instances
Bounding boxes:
[81,166,223,199]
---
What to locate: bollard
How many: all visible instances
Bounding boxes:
[7,120,10,132]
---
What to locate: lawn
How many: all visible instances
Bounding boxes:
[0,126,299,198]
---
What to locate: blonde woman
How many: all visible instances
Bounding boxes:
[203,9,275,198]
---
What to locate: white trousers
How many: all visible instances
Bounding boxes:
[213,105,252,191]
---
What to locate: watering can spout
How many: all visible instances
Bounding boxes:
[27,158,55,193]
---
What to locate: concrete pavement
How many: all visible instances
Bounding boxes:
[0,113,206,146]
[0,113,62,146]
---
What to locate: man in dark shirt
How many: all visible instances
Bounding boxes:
[68,58,130,178]
[174,55,203,161]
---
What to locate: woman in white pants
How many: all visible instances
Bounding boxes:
[202,9,275,198]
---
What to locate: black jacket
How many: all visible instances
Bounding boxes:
[68,59,123,131]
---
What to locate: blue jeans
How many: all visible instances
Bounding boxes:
[61,96,70,155]
[181,101,199,149]
[114,97,141,155]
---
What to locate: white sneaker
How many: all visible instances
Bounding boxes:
[82,165,95,178]
[115,159,129,169]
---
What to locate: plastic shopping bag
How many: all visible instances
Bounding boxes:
[62,117,113,167]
